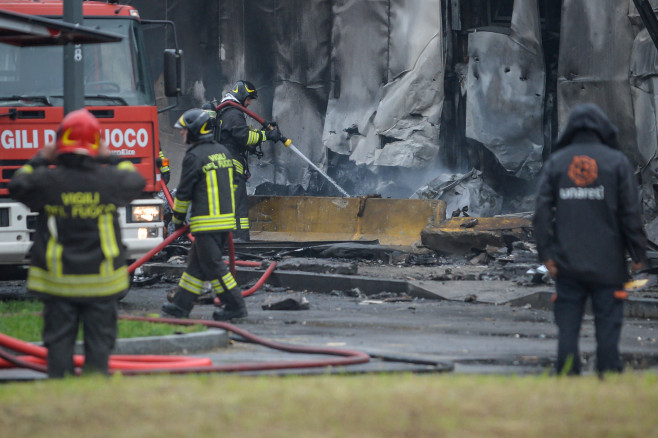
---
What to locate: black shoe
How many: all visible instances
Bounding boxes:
[161,287,197,318]
[212,306,248,321]
[212,287,248,321]
[161,302,190,318]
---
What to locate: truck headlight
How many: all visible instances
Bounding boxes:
[128,204,162,223]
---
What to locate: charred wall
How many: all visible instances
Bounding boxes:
[132,0,658,218]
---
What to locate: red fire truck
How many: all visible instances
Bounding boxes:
[0,0,181,270]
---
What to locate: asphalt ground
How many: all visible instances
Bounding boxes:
[2,260,658,379]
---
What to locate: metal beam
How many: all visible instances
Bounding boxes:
[63,0,83,114]
[633,0,658,52]
[0,8,122,46]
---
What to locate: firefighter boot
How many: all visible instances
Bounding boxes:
[212,288,248,321]
[161,288,197,318]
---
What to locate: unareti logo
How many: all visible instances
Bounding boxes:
[567,155,598,187]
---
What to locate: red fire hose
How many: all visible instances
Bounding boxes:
[215,100,293,146]
[0,317,370,376]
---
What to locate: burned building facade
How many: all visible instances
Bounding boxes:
[136,0,658,217]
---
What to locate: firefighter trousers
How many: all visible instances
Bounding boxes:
[179,232,237,295]
[42,296,119,378]
[233,172,250,240]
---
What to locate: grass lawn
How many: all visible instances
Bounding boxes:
[0,373,656,437]
[0,300,205,341]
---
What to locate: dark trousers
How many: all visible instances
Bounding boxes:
[554,277,624,375]
[42,297,118,378]
[233,173,250,241]
[185,232,231,286]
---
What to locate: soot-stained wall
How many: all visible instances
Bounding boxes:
[133,0,658,217]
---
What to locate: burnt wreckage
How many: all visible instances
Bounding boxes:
[138,0,658,219]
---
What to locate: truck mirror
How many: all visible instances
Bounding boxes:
[164,49,183,97]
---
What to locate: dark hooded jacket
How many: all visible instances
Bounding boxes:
[533,103,647,286]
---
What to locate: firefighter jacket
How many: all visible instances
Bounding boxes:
[217,97,268,178]
[172,140,237,234]
[533,103,647,286]
[9,154,145,298]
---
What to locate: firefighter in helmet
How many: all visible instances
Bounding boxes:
[161,108,248,321]
[216,80,284,241]
[9,109,145,377]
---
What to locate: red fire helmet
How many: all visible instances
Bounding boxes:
[55,109,102,157]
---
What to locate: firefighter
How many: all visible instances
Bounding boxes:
[216,80,283,241]
[9,109,145,378]
[161,108,248,321]
[533,103,647,376]
[158,149,171,186]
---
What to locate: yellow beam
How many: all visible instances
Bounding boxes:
[248,196,446,247]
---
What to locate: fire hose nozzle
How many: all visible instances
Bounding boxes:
[283,138,292,147]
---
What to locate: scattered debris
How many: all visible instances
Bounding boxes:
[262,295,310,311]
[460,218,479,228]
[274,257,357,275]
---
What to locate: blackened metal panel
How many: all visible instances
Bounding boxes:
[465,0,545,180]
[557,0,636,161]
[373,0,444,171]
[630,26,658,213]
[248,0,333,193]
[322,0,389,163]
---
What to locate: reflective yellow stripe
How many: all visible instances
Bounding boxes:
[211,272,238,294]
[117,161,136,171]
[246,130,261,146]
[27,266,129,297]
[222,272,237,290]
[16,164,34,175]
[98,213,119,275]
[173,198,190,215]
[229,168,237,214]
[206,169,219,216]
[239,217,250,229]
[45,216,63,277]
[189,215,236,233]
[232,159,244,174]
[179,272,204,294]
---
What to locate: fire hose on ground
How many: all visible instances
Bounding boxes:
[0,104,459,378]
[0,317,371,376]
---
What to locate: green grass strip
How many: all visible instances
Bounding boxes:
[0,300,205,342]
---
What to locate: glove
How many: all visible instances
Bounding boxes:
[161,170,171,185]
[263,120,278,130]
[172,213,187,230]
[265,128,283,143]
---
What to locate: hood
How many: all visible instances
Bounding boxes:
[553,103,621,152]
[220,93,240,104]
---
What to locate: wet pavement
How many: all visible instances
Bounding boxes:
[2,258,658,379]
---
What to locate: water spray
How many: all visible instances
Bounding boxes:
[215,101,351,197]
[286,143,351,197]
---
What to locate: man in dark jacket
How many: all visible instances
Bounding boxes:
[9,109,145,378]
[216,80,283,241]
[533,103,647,376]
[161,108,248,321]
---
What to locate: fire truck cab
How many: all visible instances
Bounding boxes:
[0,0,181,267]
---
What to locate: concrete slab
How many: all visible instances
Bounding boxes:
[421,216,533,254]
[408,280,552,305]
[142,262,658,319]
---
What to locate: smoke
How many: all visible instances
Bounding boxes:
[191,80,207,105]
